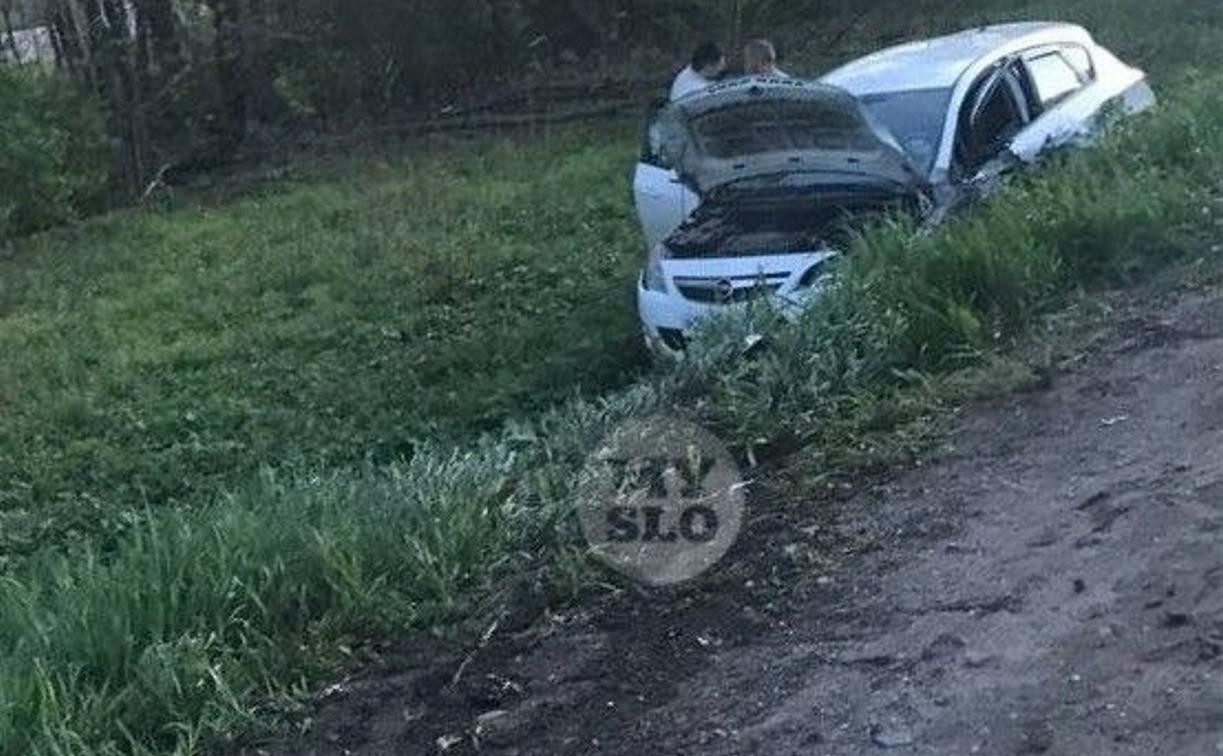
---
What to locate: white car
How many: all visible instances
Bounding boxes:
[632,22,1155,354]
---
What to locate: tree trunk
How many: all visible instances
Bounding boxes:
[134,0,181,75]
[48,1,86,76]
[208,0,248,150]
[80,0,112,98]
[48,19,66,68]
[2,4,20,63]
[78,0,148,194]
[731,0,743,50]
[106,0,149,191]
[242,0,280,123]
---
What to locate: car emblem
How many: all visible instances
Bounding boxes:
[715,279,735,303]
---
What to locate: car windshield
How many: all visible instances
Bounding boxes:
[687,99,880,158]
[858,88,953,175]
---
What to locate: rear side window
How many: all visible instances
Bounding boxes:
[1061,45,1096,82]
[1025,51,1086,108]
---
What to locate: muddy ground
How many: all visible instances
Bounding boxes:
[252,277,1223,756]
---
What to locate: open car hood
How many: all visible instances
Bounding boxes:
[669,78,925,196]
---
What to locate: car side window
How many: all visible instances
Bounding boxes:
[954,64,1029,178]
[1060,45,1096,83]
[1025,50,1088,109]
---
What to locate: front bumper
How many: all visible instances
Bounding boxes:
[636,251,836,356]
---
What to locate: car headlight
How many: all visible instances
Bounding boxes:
[643,245,669,293]
[798,252,841,289]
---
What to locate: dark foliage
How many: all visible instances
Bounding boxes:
[5,0,951,203]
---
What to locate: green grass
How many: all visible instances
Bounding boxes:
[3,0,1223,753]
[0,125,649,565]
[0,449,539,753]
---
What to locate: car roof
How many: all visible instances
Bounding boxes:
[822,22,1095,95]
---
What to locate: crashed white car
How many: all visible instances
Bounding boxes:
[632,22,1155,353]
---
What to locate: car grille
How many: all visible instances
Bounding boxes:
[674,274,788,305]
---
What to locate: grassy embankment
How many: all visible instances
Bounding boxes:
[0,126,649,566]
[2,0,1223,753]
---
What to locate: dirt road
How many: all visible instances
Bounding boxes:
[259,281,1223,755]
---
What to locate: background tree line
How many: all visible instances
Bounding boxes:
[1,0,952,239]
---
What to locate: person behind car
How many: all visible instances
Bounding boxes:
[743,39,788,77]
[670,42,727,100]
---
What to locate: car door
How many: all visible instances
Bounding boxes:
[1008,45,1102,162]
[632,101,700,251]
[952,60,1032,181]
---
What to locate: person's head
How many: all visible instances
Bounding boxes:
[691,42,726,78]
[743,39,779,75]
